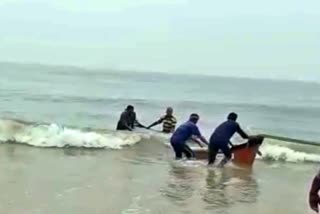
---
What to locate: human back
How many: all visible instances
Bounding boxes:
[208,112,249,166]
[171,121,199,143]
[210,120,240,143]
[162,114,177,133]
[170,113,208,159]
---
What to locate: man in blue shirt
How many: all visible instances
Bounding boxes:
[208,112,249,167]
[170,113,209,159]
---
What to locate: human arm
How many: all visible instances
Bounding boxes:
[199,135,209,146]
[236,123,249,139]
[130,112,146,129]
[134,117,147,129]
[191,125,209,147]
[135,120,146,128]
[257,150,262,156]
[191,136,205,148]
[147,117,164,129]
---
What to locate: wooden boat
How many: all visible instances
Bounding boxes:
[192,135,264,167]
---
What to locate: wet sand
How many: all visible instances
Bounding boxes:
[0,141,316,214]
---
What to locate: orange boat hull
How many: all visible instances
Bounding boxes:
[193,135,264,167]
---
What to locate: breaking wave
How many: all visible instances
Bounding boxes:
[0,118,320,163]
[260,140,320,163]
[0,119,150,149]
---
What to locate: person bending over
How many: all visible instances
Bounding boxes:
[170,113,208,159]
[208,112,249,167]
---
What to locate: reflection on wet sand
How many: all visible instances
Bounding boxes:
[203,167,259,210]
[162,162,259,213]
[62,148,102,157]
[162,164,197,205]
[4,144,16,160]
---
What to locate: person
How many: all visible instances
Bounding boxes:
[116,105,146,131]
[309,170,320,213]
[147,107,177,133]
[170,113,208,159]
[208,112,249,167]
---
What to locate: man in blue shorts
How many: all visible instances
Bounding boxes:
[208,112,249,167]
[170,113,209,159]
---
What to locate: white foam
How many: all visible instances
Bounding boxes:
[165,137,320,163]
[260,143,320,163]
[0,119,147,149]
[223,177,244,185]
[2,119,320,163]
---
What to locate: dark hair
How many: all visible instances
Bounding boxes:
[189,113,199,123]
[126,105,134,111]
[227,112,238,121]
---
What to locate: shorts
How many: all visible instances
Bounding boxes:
[208,141,232,165]
[170,141,195,159]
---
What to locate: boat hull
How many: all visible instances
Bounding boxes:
[192,135,264,167]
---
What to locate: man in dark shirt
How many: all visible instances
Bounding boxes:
[309,170,320,213]
[208,112,249,167]
[170,113,208,159]
[116,105,145,131]
[147,107,177,133]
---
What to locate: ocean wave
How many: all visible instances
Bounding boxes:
[260,143,320,163]
[0,119,149,149]
[165,139,320,163]
[0,118,320,163]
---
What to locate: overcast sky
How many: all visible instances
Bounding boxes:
[0,0,319,81]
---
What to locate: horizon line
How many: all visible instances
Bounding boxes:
[1,60,319,85]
